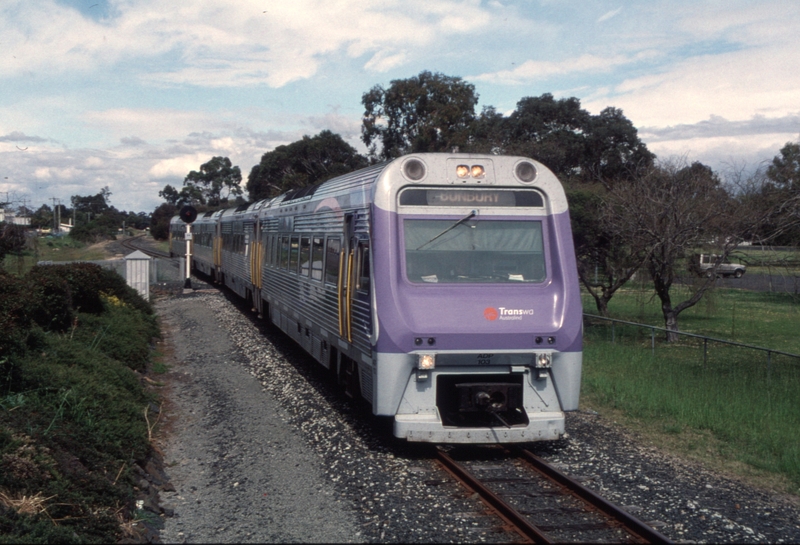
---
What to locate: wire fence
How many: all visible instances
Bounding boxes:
[36,257,184,284]
[583,313,800,376]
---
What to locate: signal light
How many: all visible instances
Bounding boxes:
[179,205,198,223]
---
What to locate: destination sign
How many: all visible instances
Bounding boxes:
[399,189,544,208]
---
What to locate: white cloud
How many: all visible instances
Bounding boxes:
[2,0,498,89]
[597,7,622,23]
[584,43,800,127]
[2,0,799,212]
[364,50,409,73]
[148,153,210,179]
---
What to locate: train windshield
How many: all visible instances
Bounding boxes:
[403,219,546,283]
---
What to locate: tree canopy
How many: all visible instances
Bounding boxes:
[184,156,243,207]
[149,203,176,241]
[159,156,243,208]
[247,130,368,202]
[0,222,27,265]
[762,141,800,245]
[361,71,479,160]
[466,94,654,185]
[602,160,742,338]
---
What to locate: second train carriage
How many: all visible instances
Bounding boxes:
[176,153,583,444]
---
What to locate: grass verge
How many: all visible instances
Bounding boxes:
[582,285,800,496]
[0,263,160,543]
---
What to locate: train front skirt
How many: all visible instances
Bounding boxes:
[391,366,566,444]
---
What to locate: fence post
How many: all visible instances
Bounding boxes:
[651,327,655,355]
[703,338,708,368]
[767,350,772,380]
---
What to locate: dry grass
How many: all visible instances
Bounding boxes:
[0,490,55,517]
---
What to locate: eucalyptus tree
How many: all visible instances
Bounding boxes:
[183,156,243,207]
[361,71,479,160]
[247,130,367,202]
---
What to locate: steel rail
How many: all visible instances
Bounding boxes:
[119,234,172,259]
[518,448,673,544]
[436,449,554,544]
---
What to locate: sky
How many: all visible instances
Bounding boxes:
[1,0,799,214]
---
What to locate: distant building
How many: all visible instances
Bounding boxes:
[0,209,31,226]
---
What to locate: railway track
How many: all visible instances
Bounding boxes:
[119,233,172,258]
[436,446,673,544]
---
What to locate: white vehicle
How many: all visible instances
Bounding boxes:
[693,253,746,278]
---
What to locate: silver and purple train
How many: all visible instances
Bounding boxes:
[170,153,582,444]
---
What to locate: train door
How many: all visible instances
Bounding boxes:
[338,214,356,342]
[336,213,372,400]
[213,220,222,283]
[248,219,264,312]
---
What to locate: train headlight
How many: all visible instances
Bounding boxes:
[535,353,551,368]
[403,158,427,181]
[418,353,436,370]
[515,161,537,183]
[456,164,486,180]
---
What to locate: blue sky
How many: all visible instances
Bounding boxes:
[2,0,799,213]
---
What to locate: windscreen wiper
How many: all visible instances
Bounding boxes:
[416,210,476,251]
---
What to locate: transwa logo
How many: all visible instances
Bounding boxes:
[484,307,534,321]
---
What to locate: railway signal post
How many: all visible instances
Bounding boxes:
[179,205,198,292]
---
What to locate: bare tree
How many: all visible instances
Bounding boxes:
[604,159,742,340]
[570,187,650,316]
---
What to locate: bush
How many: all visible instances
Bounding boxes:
[27,263,153,317]
[0,262,159,542]
[0,271,31,358]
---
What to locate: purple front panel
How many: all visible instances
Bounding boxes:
[372,206,582,355]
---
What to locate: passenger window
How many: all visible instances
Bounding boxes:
[311,236,324,281]
[279,236,290,269]
[289,235,300,273]
[358,244,370,292]
[325,237,341,284]
[300,236,311,276]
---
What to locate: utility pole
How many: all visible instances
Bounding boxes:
[51,198,59,232]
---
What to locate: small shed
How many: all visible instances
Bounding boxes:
[125,250,151,300]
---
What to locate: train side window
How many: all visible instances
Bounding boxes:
[358,243,370,292]
[311,236,324,281]
[299,236,311,276]
[325,237,341,284]
[267,235,275,267]
[279,236,290,269]
[289,235,300,273]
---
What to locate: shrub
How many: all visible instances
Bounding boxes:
[0,271,30,358]
[26,263,153,317]
[0,262,159,542]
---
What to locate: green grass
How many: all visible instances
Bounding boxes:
[583,282,800,352]
[152,238,170,255]
[2,236,107,275]
[737,247,800,276]
[581,284,800,494]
